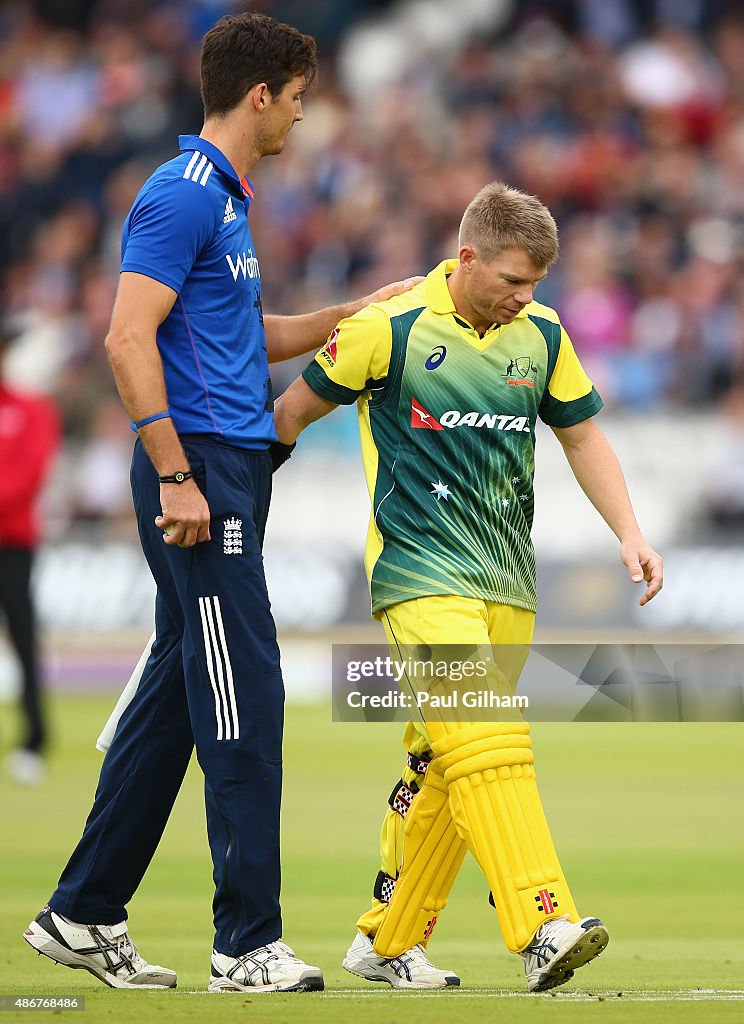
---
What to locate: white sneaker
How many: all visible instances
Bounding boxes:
[24,906,176,989]
[342,931,460,989]
[521,915,609,992]
[8,749,45,785]
[209,940,323,992]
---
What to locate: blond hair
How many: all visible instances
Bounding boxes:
[458,182,559,267]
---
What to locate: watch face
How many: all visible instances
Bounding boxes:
[175,472,184,482]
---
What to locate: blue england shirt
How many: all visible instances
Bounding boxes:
[121,135,276,447]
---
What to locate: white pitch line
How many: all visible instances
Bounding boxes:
[318,989,744,1002]
[180,988,744,1001]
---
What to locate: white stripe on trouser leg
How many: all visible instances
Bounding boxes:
[212,595,239,740]
[199,596,226,741]
[199,596,239,741]
[202,597,233,740]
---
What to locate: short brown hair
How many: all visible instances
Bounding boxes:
[201,12,318,118]
[459,182,559,267]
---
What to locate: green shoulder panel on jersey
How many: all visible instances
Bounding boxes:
[369,307,426,412]
[527,309,604,427]
[527,313,561,386]
[368,307,426,520]
[302,361,360,405]
[302,295,427,407]
[539,386,604,427]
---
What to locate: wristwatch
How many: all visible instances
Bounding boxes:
[158,470,194,484]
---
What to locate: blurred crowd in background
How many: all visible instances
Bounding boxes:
[1,0,744,532]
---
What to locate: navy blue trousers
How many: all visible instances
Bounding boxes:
[51,438,284,955]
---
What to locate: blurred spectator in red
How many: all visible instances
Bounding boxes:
[0,319,60,784]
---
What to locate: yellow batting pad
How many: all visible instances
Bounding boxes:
[436,723,578,952]
[373,759,467,958]
[355,724,433,939]
[369,597,554,953]
[433,721,533,774]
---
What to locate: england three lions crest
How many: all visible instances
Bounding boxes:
[223,517,243,555]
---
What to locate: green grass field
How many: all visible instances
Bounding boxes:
[1,695,743,1023]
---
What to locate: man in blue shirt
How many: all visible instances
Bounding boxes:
[23,12,415,994]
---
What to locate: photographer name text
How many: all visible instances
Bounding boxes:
[346,690,528,710]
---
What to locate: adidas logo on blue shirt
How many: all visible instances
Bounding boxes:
[223,196,237,224]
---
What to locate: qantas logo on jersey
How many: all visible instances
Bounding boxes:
[411,397,444,430]
[226,250,260,281]
[411,398,530,433]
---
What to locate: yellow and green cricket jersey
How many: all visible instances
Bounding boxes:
[302,259,603,615]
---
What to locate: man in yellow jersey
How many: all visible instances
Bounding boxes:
[274,182,663,992]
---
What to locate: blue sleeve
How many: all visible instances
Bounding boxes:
[121,176,217,293]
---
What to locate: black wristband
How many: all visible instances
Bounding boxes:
[268,440,296,473]
[158,470,194,484]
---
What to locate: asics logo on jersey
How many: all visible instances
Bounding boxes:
[425,345,447,370]
[226,251,260,281]
[411,398,531,433]
[223,196,237,224]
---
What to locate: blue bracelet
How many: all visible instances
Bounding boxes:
[134,410,171,430]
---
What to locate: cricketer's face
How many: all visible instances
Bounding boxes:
[462,247,548,327]
[260,74,306,155]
